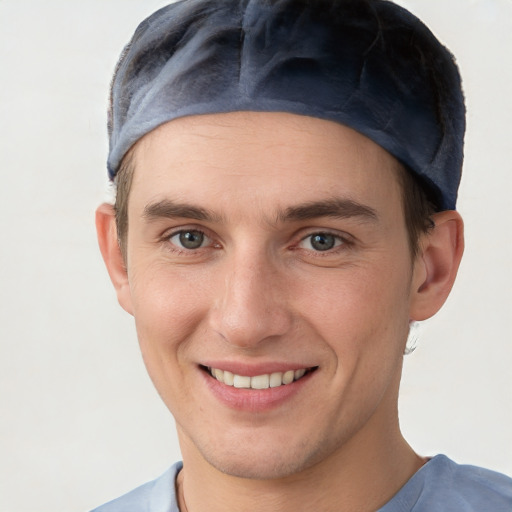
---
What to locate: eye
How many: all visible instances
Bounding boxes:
[299,232,344,252]
[169,230,210,250]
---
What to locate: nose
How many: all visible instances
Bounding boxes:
[209,250,293,349]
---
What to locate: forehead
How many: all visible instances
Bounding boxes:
[129,112,403,216]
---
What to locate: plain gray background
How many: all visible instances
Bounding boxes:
[0,1,511,511]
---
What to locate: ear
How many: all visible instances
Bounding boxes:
[95,203,134,315]
[409,210,464,321]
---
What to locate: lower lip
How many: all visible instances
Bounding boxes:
[200,369,314,412]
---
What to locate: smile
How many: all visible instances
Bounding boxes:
[207,367,315,390]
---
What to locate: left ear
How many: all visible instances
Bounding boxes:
[409,210,464,321]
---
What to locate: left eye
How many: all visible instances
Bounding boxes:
[169,230,210,250]
[299,233,343,252]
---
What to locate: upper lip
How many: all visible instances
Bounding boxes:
[200,361,317,377]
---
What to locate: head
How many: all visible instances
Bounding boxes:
[97,0,465,481]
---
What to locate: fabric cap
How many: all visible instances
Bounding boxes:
[108,0,465,210]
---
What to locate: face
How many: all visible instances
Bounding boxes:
[120,112,422,479]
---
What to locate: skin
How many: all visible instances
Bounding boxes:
[97,112,464,512]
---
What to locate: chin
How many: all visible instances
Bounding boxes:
[205,451,316,480]
[193,428,336,480]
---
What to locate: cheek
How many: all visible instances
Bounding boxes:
[300,264,411,417]
[126,262,216,412]
[296,261,412,358]
[128,261,213,355]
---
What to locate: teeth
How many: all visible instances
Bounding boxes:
[233,375,251,388]
[223,371,234,386]
[208,367,310,389]
[213,368,224,383]
[294,368,306,379]
[251,374,270,389]
[269,372,283,388]
[282,370,294,385]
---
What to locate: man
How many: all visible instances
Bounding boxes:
[92,0,512,510]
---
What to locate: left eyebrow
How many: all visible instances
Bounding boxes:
[277,198,378,223]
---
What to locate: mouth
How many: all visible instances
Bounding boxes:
[203,365,317,390]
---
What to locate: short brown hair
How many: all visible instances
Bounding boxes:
[113,154,435,262]
[113,150,136,261]
[396,164,437,257]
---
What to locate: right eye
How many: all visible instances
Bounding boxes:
[169,230,210,250]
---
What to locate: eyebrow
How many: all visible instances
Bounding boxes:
[143,199,222,222]
[277,198,378,223]
[142,197,378,224]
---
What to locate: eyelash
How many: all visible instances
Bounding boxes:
[294,231,353,257]
[163,228,215,254]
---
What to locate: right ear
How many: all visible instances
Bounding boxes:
[95,203,134,315]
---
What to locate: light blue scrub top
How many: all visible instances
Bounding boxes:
[90,455,512,512]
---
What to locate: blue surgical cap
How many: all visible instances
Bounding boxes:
[108,0,465,210]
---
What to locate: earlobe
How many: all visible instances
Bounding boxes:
[95,203,134,315]
[409,211,464,321]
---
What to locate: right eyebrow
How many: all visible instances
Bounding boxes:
[142,199,222,223]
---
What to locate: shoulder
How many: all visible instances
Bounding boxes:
[436,455,512,510]
[381,455,512,512]
[89,462,182,512]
